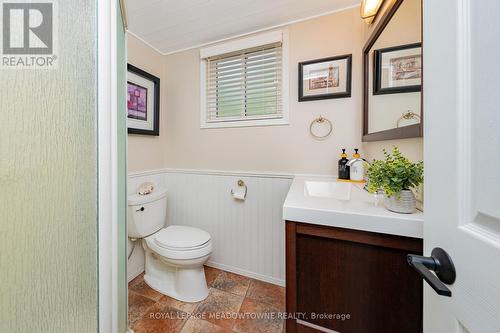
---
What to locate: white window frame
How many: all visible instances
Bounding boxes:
[200,30,289,129]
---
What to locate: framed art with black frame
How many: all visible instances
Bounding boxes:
[127,64,160,136]
[298,54,352,102]
[373,42,422,95]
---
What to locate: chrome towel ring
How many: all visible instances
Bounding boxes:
[309,116,333,140]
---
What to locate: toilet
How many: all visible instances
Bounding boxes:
[128,187,212,302]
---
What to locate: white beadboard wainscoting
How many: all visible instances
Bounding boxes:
[127,169,293,286]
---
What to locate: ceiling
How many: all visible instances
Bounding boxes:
[125,0,359,55]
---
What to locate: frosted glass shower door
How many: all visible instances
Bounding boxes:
[0,0,99,331]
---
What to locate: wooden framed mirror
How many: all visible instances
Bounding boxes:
[362,0,423,142]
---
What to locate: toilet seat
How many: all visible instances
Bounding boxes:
[154,225,211,250]
[145,225,212,260]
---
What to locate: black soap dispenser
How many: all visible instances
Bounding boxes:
[338,149,350,180]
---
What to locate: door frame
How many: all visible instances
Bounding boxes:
[98,0,122,331]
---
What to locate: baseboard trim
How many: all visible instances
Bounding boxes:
[127,268,144,283]
[127,263,285,287]
[206,261,285,287]
[297,320,339,333]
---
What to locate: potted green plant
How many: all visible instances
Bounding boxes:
[366,146,423,214]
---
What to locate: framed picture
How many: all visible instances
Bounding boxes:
[298,54,352,101]
[373,42,422,95]
[127,64,160,135]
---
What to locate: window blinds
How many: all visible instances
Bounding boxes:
[205,42,283,123]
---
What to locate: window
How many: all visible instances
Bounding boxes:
[200,31,288,128]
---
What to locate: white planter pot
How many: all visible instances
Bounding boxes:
[384,189,416,214]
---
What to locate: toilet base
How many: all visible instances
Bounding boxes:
[143,245,209,303]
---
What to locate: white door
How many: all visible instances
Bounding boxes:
[423,0,500,332]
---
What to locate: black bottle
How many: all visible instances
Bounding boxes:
[338,149,350,180]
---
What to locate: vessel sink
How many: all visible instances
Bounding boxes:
[304,180,352,200]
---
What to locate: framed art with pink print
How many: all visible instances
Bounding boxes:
[127,64,160,135]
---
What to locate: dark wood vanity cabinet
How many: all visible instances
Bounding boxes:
[286,221,423,333]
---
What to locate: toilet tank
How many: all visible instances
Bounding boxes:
[127,188,167,238]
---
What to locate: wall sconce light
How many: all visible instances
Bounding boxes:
[360,0,385,23]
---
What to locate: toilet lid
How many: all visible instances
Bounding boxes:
[154,225,211,250]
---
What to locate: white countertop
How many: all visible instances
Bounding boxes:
[283,176,424,239]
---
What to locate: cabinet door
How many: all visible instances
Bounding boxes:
[292,224,423,333]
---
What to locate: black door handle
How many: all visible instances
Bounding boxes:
[407,247,456,297]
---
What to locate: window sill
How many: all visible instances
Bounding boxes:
[200,117,289,129]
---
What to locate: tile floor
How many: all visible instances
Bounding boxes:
[128,266,286,333]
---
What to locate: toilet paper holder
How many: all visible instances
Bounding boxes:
[231,180,247,200]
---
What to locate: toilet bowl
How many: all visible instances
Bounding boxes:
[128,187,212,302]
[142,225,212,302]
